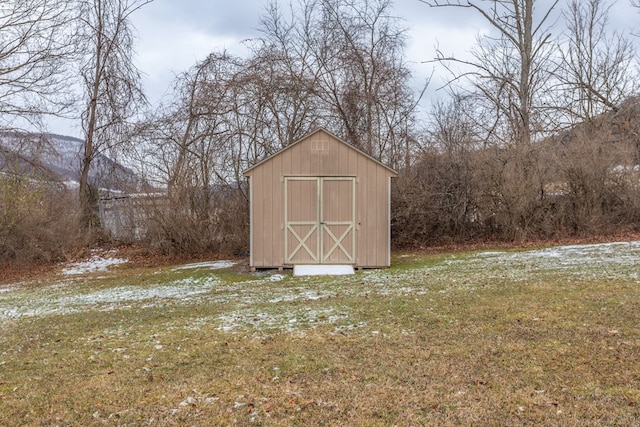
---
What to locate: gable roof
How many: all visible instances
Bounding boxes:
[243,128,398,176]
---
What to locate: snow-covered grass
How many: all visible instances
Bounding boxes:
[0,276,222,320]
[1,241,639,425]
[2,241,639,329]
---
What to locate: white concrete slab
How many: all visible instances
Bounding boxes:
[293,265,355,276]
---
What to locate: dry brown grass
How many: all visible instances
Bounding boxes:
[1,242,639,425]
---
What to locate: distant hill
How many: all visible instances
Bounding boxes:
[0,132,143,193]
[553,96,640,146]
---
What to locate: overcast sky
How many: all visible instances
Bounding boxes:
[53,0,640,138]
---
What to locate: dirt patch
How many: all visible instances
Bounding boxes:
[0,262,59,285]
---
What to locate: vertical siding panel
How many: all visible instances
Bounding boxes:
[357,152,368,267]
[353,145,361,266]
[350,145,359,265]
[338,139,350,176]
[311,141,320,176]
[376,167,388,267]
[291,144,301,175]
[326,136,338,176]
[263,160,274,267]
[372,166,381,267]
[366,159,378,267]
[316,132,324,175]
[302,142,312,176]
[281,145,290,176]
[248,176,253,267]
[280,148,290,267]
[252,166,264,266]
[387,174,392,266]
[271,153,283,266]
[381,169,390,266]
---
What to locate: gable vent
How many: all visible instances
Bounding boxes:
[311,140,329,151]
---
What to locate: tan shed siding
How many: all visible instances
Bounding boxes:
[378,165,390,266]
[388,176,392,266]
[325,136,338,174]
[263,161,273,267]
[355,156,392,268]
[356,152,367,266]
[371,158,382,266]
[289,141,298,175]
[264,158,274,265]
[374,164,383,267]
[271,153,284,265]
[252,164,265,266]
[338,137,350,174]
[251,154,284,268]
[299,139,311,175]
[249,176,253,266]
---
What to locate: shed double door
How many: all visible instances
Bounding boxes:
[285,177,355,264]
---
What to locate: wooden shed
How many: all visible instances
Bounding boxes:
[243,128,397,269]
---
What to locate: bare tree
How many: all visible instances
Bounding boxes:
[0,0,76,131]
[556,0,637,124]
[133,51,252,253]
[316,0,422,167]
[253,2,324,148]
[393,95,481,246]
[77,0,151,228]
[256,0,422,169]
[0,0,76,177]
[421,0,562,239]
[423,0,559,147]
[164,52,240,194]
[0,1,80,264]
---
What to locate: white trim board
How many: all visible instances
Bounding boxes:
[293,265,355,276]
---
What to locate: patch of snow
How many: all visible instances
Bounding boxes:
[172,260,236,271]
[179,397,195,406]
[62,255,128,275]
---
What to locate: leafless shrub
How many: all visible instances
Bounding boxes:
[0,174,79,265]
[548,111,640,235]
[141,185,248,256]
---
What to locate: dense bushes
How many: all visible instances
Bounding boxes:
[0,175,79,265]
[391,118,640,248]
[141,185,249,256]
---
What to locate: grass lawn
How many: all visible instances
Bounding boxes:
[1,242,639,426]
